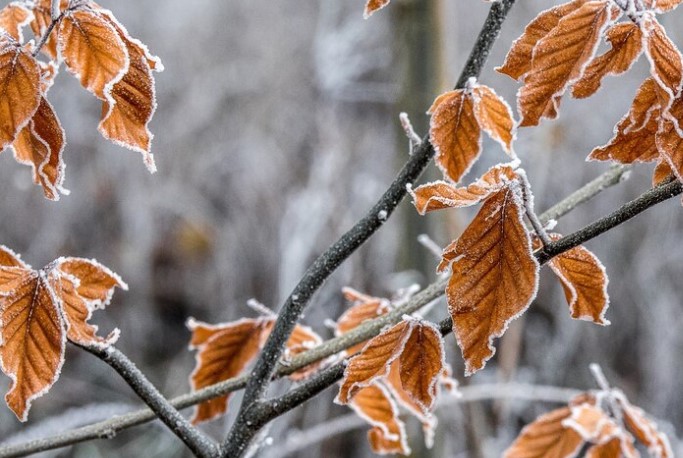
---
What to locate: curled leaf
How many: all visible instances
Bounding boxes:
[504,407,584,458]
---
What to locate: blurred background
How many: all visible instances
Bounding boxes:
[1,0,682,456]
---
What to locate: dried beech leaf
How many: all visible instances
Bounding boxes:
[518,1,619,126]
[284,323,323,381]
[642,15,683,108]
[497,0,589,80]
[187,318,270,423]
[572,23,643,99]
[563,403,620,444]
[0,38,41,151]
[0,245,28,268]
[653,158,673,186]
[619,395,673,458]
[440,183,539,375]
[51,258,127,347]
[472,85,516,154]
[0,2,33,42]
[537,234,610,325]
[336,288,391,355]
[0,268,64,421]
[504,407,584,458]
[12,97,66,200]
[364,0,390,19]
[589,78,661,163]
[586,436,638,458]
[647,0,682,12]
[656,95,683,181]
[348,384,410,456]
[336,321,412,404]
[98,11,162,173]
[58,7,129,102]
[410,164,518,214]
[428,90,481,183]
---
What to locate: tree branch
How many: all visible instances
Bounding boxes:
[0,163,629,458]
[222,1,518,455]
[77,344,218,458]
[32,0,64,58]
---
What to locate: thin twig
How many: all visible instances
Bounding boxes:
[518,170,552,246]
[0,163,630,458]
[77,344,218,458]
[222,1,518,455]
[32,0,64,58]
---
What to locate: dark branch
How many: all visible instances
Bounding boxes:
[222,2,516,454]
[78,344,218,458]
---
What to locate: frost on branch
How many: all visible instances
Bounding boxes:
[533,234,610,326]
[428,82,516,183]
[187,309,323,424]
[0,247,126,421]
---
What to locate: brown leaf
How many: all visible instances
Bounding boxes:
[0,37,41,151]
[396,320,444,415]
[572,23,643,99]
[336,321,412,404]
[12,97,66,200]
[504,407,584,458]
[29,0,68,59]
[0,2,33,42]
[187,318,270,423]
[440,183,539,374]
[98,11,163,173]
[348,384,410,455]
[428,89,481,183]
[518,1,619,126]
[537,234,610,325]
[284,323,323,381]
[646,0,682,12]
[0,245,27,268]
[410,164,518,214]
[497,0,589,80]
[619,395,673,458]
[586,436,638,458]
[589,78,661,163]
[656,95,683,180]
[50,258,127,347]
[336,288,391,355]
[472,85,516,154]
[563,403,620,444]
[0,267,64,421]
[58,7,129,102]
[643,15,683,108]
[653,158,673,186]
[364,0,390,19]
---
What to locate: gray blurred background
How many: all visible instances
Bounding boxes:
[1,0,682,456]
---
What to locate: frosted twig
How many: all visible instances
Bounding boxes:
[399,112,422,153]
[0,153,634,458]
[518,170,551,247]
[589,363,611,392]
[51,0,61,20]
[589,363,624,426]
[417,233,444,260]
[32,0,64,58]
[247,299,277,317]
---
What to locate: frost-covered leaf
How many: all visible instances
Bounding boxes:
[572,23,643,99]
[29,0,68,59]
[0,2,33,42]
[50,258,127,347]
[563,403,621,444]
[472,85,516,155]
[619,395,673,458]
[585,435,638,458]
[336,320,412,404]
[0,37,41,151]
[536,234,610,326]
[428,89,481,183]
[395,319,444,415]
[642,15,683,109]
[656,95,683,181]
[589,78,661,163]
[187,317,270,424]
[98,10,162,173]
[283,323,323,381]
[58,5,129,102]
[440,182,539,375]
[497,0,589,81]
[504,407,584,458]
[335,288,391,355]
[410,164,518,214]
[653,158,673,186]
[348,384,410,456]
[0,250,125,421]
[645,0,682,12]
[12,97,66,201]
[364,0,390,19]
[518,1,619,126]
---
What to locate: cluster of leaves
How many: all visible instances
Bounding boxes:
[505,388,672,457]
[0,245,126,421]
[411,163,610,374]
[498,0,683,184]
[0,0,162,201]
